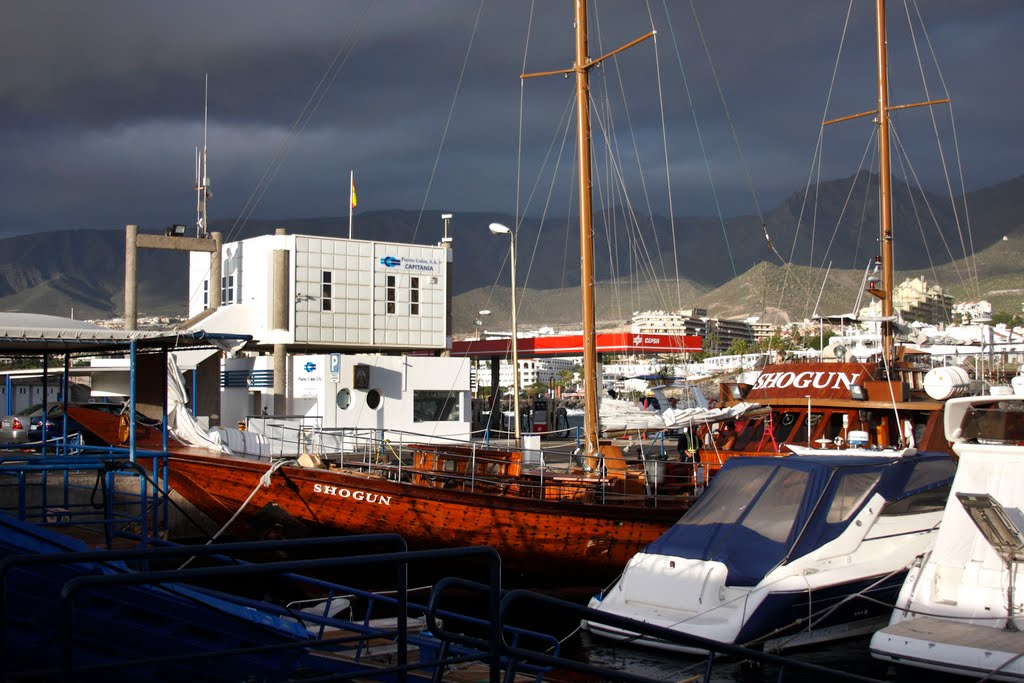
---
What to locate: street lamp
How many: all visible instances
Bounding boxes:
[489,222,521,444]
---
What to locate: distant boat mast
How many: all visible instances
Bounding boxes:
[195,73,211,238]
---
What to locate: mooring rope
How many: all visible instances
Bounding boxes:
[178,457,296,569]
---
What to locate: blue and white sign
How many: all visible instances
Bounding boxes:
[294,355,324,398]
[377,254,441,274]
[329,353,341,383]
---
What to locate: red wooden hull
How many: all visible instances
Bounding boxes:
[68,406,689,586]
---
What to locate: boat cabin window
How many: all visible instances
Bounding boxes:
[413,390,460,422]
[826,472,880,524]
[881,458,956,516]
[772,411,802,444]
[732,418,765,451]
[821,412,847,443]
[681,465,777,526]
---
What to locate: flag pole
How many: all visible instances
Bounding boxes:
[348,170,354,239]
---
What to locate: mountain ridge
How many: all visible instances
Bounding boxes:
[0,173,1019,326]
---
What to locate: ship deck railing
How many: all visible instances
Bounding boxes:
[234,420,704,501]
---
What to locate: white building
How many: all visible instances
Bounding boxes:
[218,353,472,443]
[188,233,451,350]
[952,300,993,323]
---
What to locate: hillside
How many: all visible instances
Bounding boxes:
[0,174,1019,325]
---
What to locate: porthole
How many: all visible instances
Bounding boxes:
[336,388,351,410]
[366,389,382,410]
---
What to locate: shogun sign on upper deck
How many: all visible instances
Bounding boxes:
[747,363,870,399]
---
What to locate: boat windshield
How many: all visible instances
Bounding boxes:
[960,404,1024,444]
[681,464,811,543]
[650,457,892,586]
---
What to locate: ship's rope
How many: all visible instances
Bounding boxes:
[178,457,296,570]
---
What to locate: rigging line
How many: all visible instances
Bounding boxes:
[809,136,876,305]
[411,0,486,243]
[516,93,577,304]
[658,1,735,279]
[598,18,675,309]
[588,8,673,317]
[516,0,537,245]
[852,146,879,270]
[687,0,766,223]
[646,9,682,303]
[888,125,966,288]
[889,133,945,294]
[778,0,855,321]
[589,92,673,313]
[904,0,978,296]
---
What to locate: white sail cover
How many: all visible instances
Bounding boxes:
[600,396,763,436]
[166,352,227,452]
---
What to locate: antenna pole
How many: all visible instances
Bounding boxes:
[196,74,210,238]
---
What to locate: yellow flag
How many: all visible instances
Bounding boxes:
[350,177,357,209]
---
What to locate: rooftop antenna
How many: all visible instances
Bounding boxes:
[195,74,211,238]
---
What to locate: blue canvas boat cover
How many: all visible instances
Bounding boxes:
[644,452,955,586]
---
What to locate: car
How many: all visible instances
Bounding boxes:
[0,403,86,446]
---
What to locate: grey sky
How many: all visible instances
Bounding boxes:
[0,1,1019,237]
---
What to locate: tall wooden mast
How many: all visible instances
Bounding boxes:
[573,0,600,457]
[823,0,948,369]
[875,0,895,367]
[523,1,653,459]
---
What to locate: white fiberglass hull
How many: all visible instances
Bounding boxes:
[585,505,943,655]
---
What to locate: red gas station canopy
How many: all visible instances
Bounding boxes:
[450,332,702,358]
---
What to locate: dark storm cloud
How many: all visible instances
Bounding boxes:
[0,1,1019,237]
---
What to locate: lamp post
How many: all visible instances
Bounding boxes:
[489,222,521,444]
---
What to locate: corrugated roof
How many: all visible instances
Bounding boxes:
[0,313,249,354]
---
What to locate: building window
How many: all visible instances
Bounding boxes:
[221,275,235,305]
[386,275,396,315]
[413,390,460,422]
[203,280,209,310]
[410,277,420,315]
[321,271,332,311]
[336,388,351,410]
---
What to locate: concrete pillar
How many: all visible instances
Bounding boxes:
[272,227,289,331]
[209,231,223,309]
[124,224,138,331]
[272,228,289,414]
[274,344,287,415]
